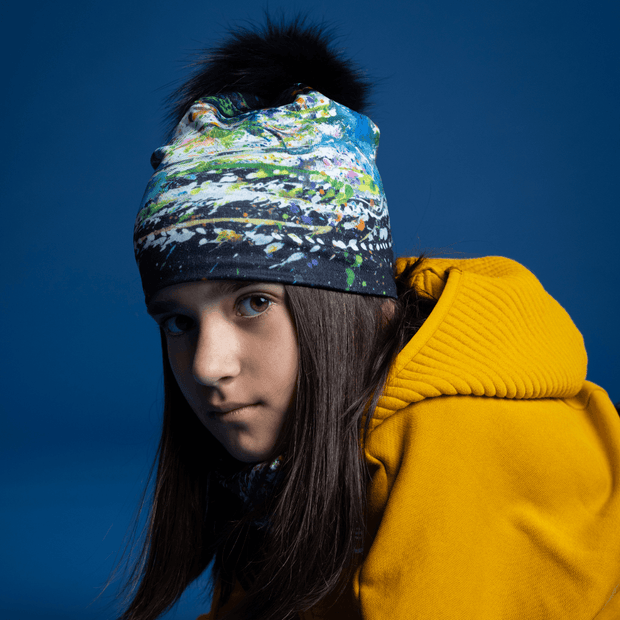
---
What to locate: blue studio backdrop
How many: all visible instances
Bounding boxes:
[1,1,618,618]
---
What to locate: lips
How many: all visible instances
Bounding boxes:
[208,403,258,415]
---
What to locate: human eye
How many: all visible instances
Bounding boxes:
[161,314,194,336]
[236,294,273,318]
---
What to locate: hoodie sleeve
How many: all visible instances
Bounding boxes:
[356,385,620,620]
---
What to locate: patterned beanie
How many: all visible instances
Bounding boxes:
[134,87,396,300]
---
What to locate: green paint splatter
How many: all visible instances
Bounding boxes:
[279,187,304,199]
[141,197,174,218]
[346,268,355,288]
[358,175,380,195]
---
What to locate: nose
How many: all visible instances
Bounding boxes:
[192,312,241,386]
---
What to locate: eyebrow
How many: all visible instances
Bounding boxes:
[146,280,261,316]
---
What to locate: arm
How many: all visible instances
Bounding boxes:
[356,385,620,619]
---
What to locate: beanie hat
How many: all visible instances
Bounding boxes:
[133,19,396,301]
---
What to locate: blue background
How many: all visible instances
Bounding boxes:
[1,0,618,618]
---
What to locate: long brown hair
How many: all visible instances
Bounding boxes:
[116,257,435,620]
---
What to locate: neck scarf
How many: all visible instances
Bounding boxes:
[213,455,285,528]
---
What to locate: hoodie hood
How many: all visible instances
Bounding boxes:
[375,256,588,418]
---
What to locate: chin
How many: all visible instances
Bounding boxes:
[225,443,273,464]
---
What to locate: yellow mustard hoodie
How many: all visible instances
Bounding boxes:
[199,256,620,620]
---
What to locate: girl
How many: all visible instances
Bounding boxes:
[123,17,620,620]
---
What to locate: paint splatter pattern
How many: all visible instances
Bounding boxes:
[134,90,396,299]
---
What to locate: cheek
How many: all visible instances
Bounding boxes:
[269,322,299,394]
[283,341,299,388]
[250,315,298,402]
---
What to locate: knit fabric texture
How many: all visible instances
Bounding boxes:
[134,89,396,301]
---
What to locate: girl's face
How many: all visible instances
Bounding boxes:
[148,280,298,463]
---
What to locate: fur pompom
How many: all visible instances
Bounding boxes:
[166,15,372,132]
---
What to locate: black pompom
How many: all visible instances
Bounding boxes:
[166,15,372,133]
